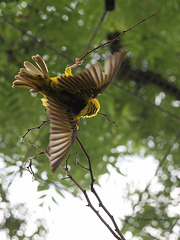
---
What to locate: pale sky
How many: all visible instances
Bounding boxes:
[1,155,172,240]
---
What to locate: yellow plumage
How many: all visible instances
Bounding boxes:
[13,51,126,172]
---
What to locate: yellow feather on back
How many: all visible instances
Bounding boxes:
[51,67,73,84]
[41,97,48,107]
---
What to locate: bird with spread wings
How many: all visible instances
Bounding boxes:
[13,50,126,172]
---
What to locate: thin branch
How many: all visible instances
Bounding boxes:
[20,120,50,143]
[77,6,163,62]
[26,158,35,177]
[92,187,126,240]
[59,165,84,193]
[21,121,47,165]
[65,150,79,169]
[59,164,124,240]
[77,162,89,171]
[98,112,118,127]
[20,122,126,239]
[1,6,162,70]
[28,140,49,158]
[23,140,50,177]
[76,136,95,186]
[75,136,126,240]
[24,140,49,175]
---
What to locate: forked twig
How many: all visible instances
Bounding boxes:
[59,164,124,240]
[65,150,79,169]
[24,127,126,239]
[28,140,49,158]
[98,112,118,127]
[75,136,126,240]
[20,120,50,143]
[76,136,95,186]
[26,158,35,177]
[24,140,49,175]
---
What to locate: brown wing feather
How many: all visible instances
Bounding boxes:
[46,97,78,172]
[58,50,126,97]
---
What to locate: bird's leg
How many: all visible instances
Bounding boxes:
[70,58,84,70]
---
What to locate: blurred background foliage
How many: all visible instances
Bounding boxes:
[0,0,180,239]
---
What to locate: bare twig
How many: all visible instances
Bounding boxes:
[72,6,163,66]
[28,140,49,158]
[76,136,95,186]
[21,122,126,238]
[75,136,126,240]
[26,158,35,177]
[91,187,125,239]
[98,112,118,127]
[21,130,48,172]
[20,120,50,143]
[25,126,126,239]
[65,150,79,169]
[24,140,49,175]
[2,6,162,70]
[77,162,89,171]
[59,164,124,240]
[59,165,84,192]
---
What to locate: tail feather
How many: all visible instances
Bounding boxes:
[24,61,43,76]
[12,54,50,93]
[32,55,49,77]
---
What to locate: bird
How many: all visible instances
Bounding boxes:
[12,50,126,172]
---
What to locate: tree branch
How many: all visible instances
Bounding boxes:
[23,123,126,239]
[76,136,95,186]
[59,164,124,240]
[75,6,163,64]
[98,112,118,127]
[75,136,126,240]
[20,120,50,143]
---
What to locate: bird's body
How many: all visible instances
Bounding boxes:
[13,51,126,172]
[42,76,100,119]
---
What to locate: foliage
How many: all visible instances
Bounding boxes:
[0,0,180,239]
[0,159,48,240]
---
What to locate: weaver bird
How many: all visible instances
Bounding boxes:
[13,51,126,172]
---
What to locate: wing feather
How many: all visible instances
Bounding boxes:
[57,50,126,97]
[45,97,78,172]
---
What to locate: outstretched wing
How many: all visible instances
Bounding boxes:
[45,97,78,172]
[13,51,126,98]
[58,50,126,97]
